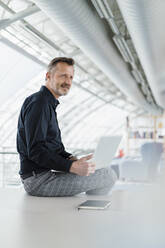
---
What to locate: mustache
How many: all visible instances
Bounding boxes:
[61,83,70,89]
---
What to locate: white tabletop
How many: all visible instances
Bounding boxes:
[0,182,165,248]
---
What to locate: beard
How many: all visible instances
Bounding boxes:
[54,83,70,96]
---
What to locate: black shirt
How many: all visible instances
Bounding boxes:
[17,86,73,175]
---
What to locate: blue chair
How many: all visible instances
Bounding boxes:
[120,142,163,181]
[141,142,163,180]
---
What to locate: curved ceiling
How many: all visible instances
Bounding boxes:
[34,0,162,115]
[0,0,164,153]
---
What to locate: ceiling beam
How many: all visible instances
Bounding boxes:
[0,36,46,67]
[0,5,40,30]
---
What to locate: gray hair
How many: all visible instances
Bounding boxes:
[47,57,75,72]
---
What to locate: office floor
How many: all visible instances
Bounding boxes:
[0,179,165,248]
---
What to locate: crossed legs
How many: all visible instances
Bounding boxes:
[22,167,117,197]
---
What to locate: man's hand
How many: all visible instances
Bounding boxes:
[69,154,96,176]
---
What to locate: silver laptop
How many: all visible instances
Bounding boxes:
[91,136,122,170]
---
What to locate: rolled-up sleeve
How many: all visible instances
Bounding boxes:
[24,101,73,172]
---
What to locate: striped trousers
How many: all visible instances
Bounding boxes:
[21,167,117,197]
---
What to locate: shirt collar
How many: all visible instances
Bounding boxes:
[40,85,60,108]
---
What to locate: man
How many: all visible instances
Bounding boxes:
[17,57,117,197]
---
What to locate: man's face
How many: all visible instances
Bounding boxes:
[46,62,74,98]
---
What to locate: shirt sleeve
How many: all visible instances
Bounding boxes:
[59,143,72,158]
[24,100,73,172]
